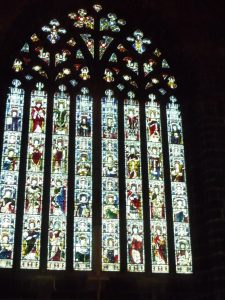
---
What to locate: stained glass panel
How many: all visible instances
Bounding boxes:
[74,88,92,270]
[167,96,192,274]
[0,80,24,268]
[101,90,120,271]
[47,85,70,270]
[146,94,169,273]
[124,92,145,272]
[21,82,47,269]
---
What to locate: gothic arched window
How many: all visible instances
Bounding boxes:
[0,3,192,274]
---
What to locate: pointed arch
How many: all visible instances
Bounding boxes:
[0,3,192,274]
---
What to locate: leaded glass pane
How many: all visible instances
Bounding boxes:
[74,88,93,271]
[146,94,169,273]
[0,80,24,268]
[21,83,47,269]
[167,96,192,274]
[101,90,120,272]
[124,92,145,272]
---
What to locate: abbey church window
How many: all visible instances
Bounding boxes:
[0,3,192,274]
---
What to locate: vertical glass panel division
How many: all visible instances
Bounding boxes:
[145,94,169,273]
[47,85,70,270]
[0,80,24,268]
[166,96,192,273]
[101,90,120,271]
[74,87,92,270]
[124,92,145,272]
[21,82,47,269]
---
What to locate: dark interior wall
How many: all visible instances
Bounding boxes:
[0,0,224,299]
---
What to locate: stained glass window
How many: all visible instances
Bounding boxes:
[0,3,193,274]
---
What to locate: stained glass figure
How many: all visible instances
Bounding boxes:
[74,88,93,270]
[124,92,145,272]
[99,36,114,59]
[21,82,47,269]
[42,19,66,44]
[68,9,94,30]
[102,90,120,271]
[47,85,70,270]
[167,96,192,274]
[80,34,94,58]
[127,30,151,54]
[0,80,24,268]
[146,94,169,273]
